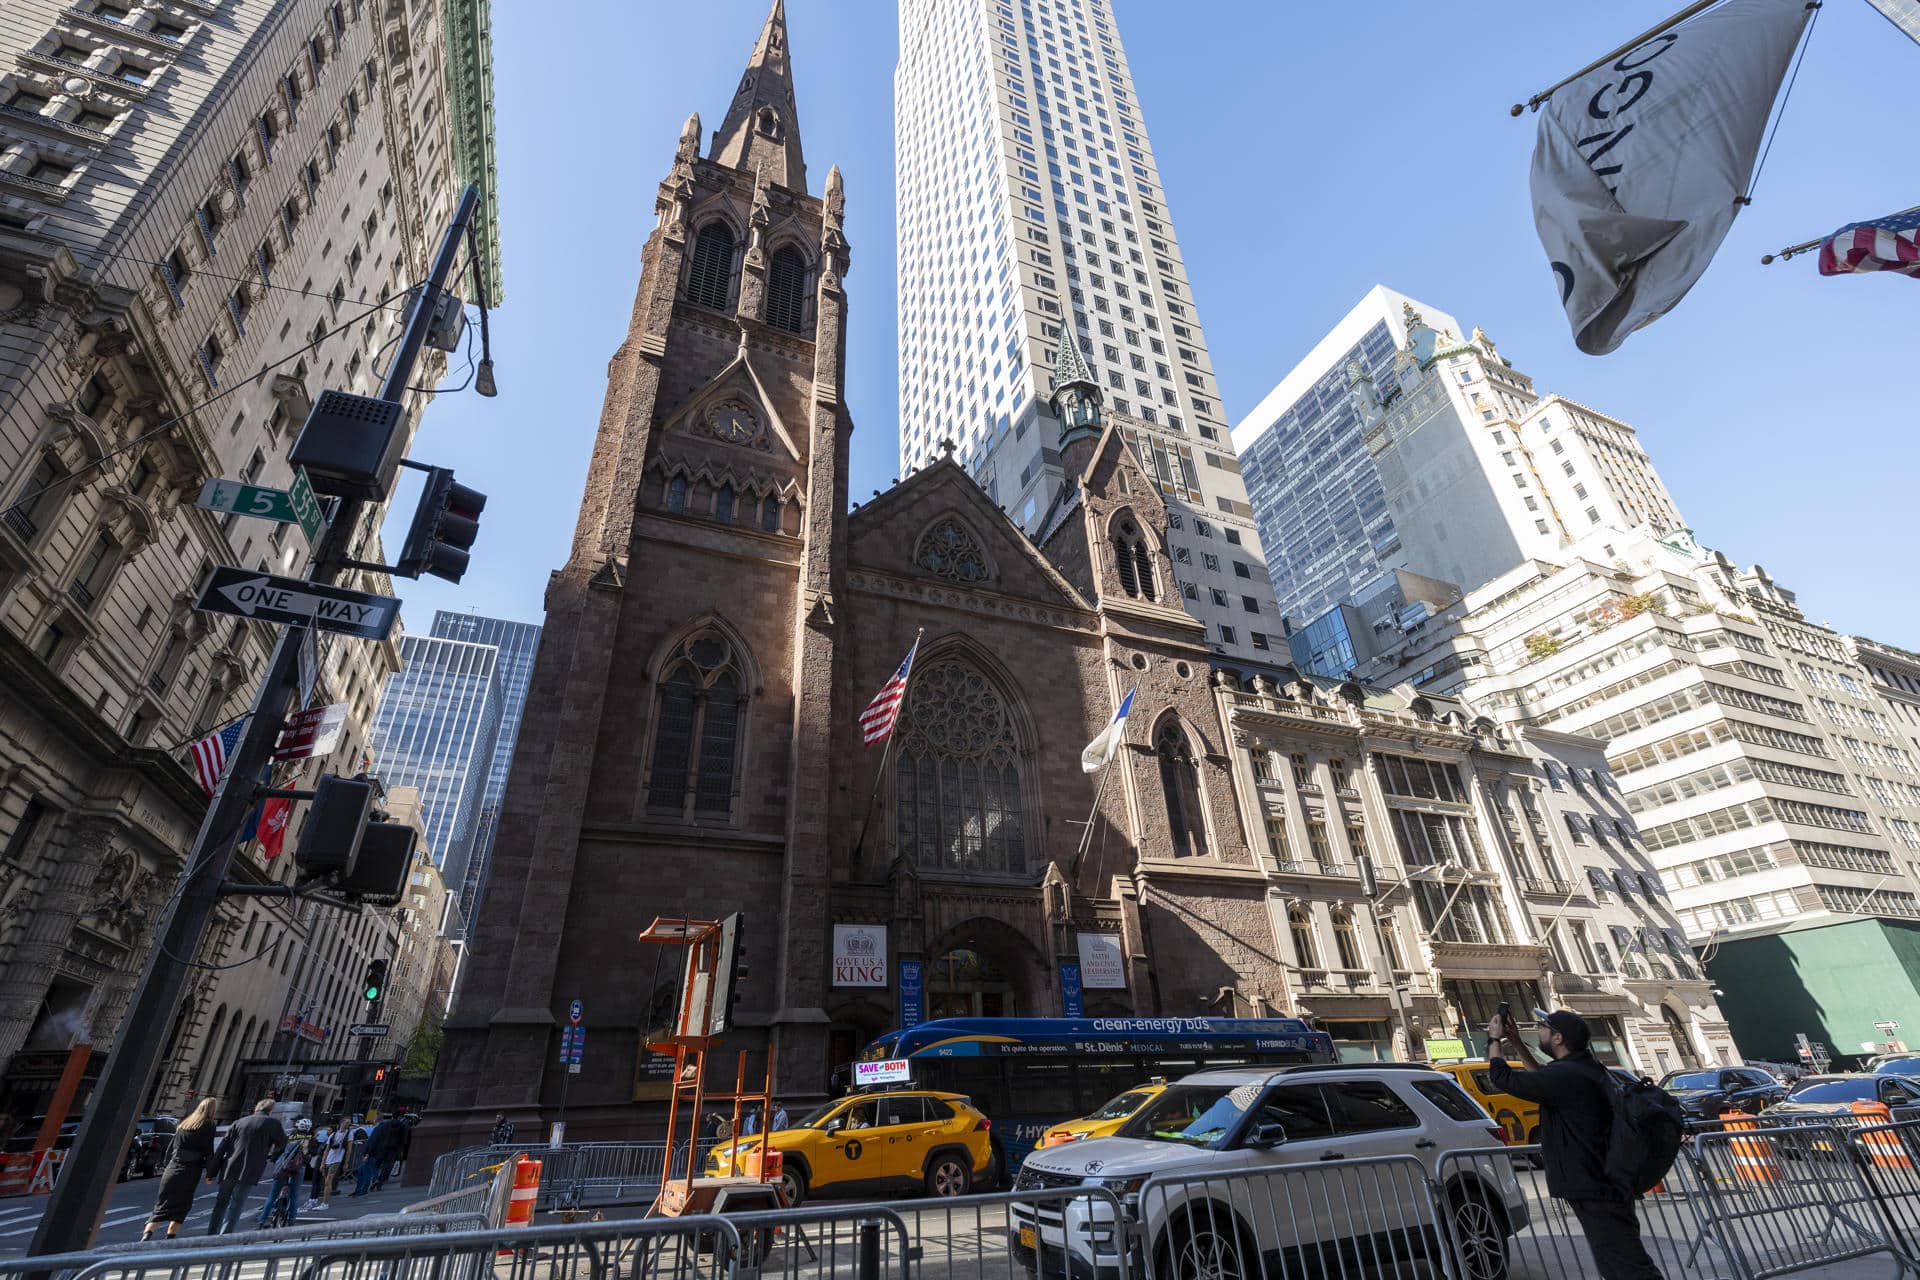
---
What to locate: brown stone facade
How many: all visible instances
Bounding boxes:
[415,4,1306,1167]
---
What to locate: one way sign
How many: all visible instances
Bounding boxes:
[195,566,400,640]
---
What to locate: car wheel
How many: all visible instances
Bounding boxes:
[1167,1221,1249,1280]
[778,1165,807,1208]
[925,1152,971,1198]
[1448,1187,1511,1280]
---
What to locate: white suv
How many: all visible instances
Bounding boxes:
[1010,1064,1527,1280]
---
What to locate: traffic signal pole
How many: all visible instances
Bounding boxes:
[28,185,482,1257]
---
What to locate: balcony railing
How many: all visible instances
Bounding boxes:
[2,506,37,542]
[1520,876,1577,898]
[66,579,95,610]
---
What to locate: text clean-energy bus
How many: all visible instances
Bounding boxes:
[856,1016,1336,1176]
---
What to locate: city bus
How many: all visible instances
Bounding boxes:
[855,1016,1337,1178]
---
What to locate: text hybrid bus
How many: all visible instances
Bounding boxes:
[856,1016,1336,1176]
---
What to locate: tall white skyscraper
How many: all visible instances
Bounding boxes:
[895,0,1282,661]
[1235,285,1687,628]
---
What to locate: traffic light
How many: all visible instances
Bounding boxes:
[396,466,485,583]
[293,776,373,878]
[334,821,416,903]
[362,958,388,1003]
[709,913,747,1034]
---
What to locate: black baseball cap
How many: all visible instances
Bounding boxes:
[1539,1008,1592,1051]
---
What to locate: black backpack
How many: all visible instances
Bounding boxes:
[1605,1071,1685,1196]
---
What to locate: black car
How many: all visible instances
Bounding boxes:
[1659,1065,1788,1121]
[1764,1073,1920,1120]
[3,1114,176,1180]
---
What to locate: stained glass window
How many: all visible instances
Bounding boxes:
[894,661,1028,874]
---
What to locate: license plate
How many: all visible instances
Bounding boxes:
[1019,1226,1036,1250]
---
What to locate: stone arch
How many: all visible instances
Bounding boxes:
[1103,506,1160,602]
[1659,997,1704,1068]
[890,636,1040,876]
[639,615,762,823]
[683,208,744,311]
[763,236,813,334]
[911,513,996,585]
[1149,710,1212,859]
[922,914,1051,1019]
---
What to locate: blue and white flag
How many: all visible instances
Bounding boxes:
[1081,689,1135,773]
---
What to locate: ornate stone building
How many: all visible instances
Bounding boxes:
[421,5,1728,1164]
[0,0,495,1119]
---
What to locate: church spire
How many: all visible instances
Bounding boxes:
[1049,315,1103,473]
[709,0,808,194]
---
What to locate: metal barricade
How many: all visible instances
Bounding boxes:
[1689,1120,1903,1278]
[1435,1143,1730,1280]
[1849,1118,1920,1265]
[715,1201,914,1280]
[895,1185,1128,1280]
[1129,1154,1462,1280]
[426,1139,708,1209]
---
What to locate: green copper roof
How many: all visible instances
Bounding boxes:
[444,0,502,302]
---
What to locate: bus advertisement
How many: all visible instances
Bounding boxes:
[856,1016,1336,1175]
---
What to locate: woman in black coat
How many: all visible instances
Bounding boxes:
[144,1098,219,1241]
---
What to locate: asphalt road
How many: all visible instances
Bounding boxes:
[0,1170,422,1254]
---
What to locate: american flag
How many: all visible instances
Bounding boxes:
[859,638,920,745]
[189,718,248,795]
[1818,207,1920,277]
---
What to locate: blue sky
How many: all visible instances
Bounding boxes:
[389,0,1920,647]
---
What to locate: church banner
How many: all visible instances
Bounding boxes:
[899,959,924,1029]
[832,924,887,987]
[1076,933,1127,989]
[1060,962,1084,1016]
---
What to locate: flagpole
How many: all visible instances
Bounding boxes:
[1068,754,1117,877]
[852,628,925,865]
[1763,205,1920,263]
[1509,0,1723,115]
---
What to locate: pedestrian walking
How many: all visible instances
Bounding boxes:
[1488,1008,1664,1280]
[772,1102,788,1131]
[490,1112,516,1145]
[316,1119,348,1206]
[256,1117,313,1228]
[350,1115,400,1197]
[143,1098,218,1241]
[205,1100,287,1236]
[380,1111,412,1188]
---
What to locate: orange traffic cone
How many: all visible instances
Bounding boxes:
[1851,1101,1913,1170]
[1722,1111,1780,1184]
[498,1154,542,1254]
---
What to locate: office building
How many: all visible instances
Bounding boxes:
[1234,286,1685,629]
[428,610,540,929]
[894,0,1283,661]
[369,632,502,911]
[0,0,495,1117]
[1355,527,1920,1065]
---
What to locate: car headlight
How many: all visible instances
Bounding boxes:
[1097,1173,1148,1195]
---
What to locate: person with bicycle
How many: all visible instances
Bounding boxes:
[255,1118,313,1229]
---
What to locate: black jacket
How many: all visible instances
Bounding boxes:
[212,1112,287,1186]
[1489,1049,1619,1202]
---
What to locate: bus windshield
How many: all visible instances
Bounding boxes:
[1120,1083,1260,1149]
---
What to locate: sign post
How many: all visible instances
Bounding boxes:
[555,1002,584,1146]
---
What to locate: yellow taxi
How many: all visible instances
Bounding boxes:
[1033,1081,1167,1150]
[705,1090,993,1207]
[1430,1059,1541,1145]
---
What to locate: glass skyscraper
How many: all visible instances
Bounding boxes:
[1231,287,1453,626]
[895,0,1283,661]
[369,633,503,919]
[428,611,541,929]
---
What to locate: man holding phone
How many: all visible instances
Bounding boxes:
[1487,1005,1663,1280]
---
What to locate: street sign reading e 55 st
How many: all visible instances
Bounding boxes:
[196,468,326,547]
[195,566,399,640]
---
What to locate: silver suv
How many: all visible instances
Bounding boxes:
[1010,1063,1527,1280]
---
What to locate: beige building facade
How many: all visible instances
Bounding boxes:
[0,0,495,1120]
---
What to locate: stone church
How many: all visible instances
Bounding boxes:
[421,2,1732,1155]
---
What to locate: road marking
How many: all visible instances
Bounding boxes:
[0,1207,37,1225]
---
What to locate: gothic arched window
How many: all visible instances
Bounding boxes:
[1289,907,1320,970]
[915,519,990,583]
[760,494,781,532]
[1156,721,1206,857]
[766,246,807,333]
[894,660,1029,874]
[687,222,736,311]
[714,486,736,523]
[666,476,689,514]
[647,629,748,819]
[1112,519,1156,601]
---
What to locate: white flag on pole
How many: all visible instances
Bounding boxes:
[1530,0,1814,354]
[1081,688,1136,774]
